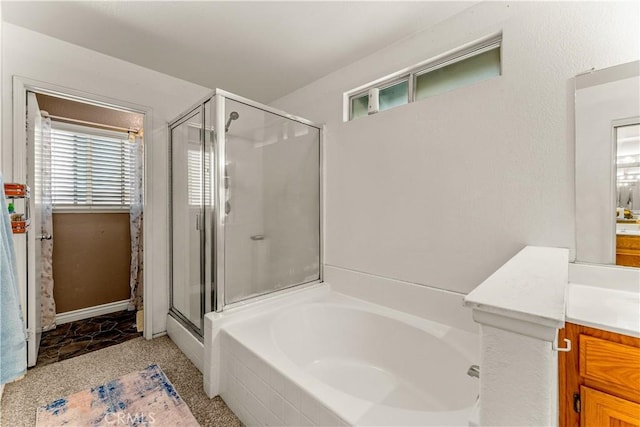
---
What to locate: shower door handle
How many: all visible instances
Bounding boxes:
[196,214,200,230]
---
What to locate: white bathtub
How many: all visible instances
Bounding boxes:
[204,284,479,426]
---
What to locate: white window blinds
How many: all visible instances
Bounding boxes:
[51,122,132,207]
[187,148,203,206]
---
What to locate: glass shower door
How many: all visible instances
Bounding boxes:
[170,108,204,332]
[222,98,321,305]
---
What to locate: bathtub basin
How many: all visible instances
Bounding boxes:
[205,285,479,426]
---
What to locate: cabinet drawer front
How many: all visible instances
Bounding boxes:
[582,386,640,427]
[617,235,640,250]
[580,335,640,393]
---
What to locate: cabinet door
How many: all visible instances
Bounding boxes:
[582,386,640,427]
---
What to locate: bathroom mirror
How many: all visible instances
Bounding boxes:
[575,60,640,267]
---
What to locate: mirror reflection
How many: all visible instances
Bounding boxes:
[574,60,639,267]
[616,123,640,267]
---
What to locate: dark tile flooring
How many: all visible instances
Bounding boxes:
[36,310,141,367]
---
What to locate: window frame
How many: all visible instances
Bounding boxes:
[350,76,411,120]
[345,33,502,121]
[50,121,133,213]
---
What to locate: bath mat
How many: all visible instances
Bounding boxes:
[36,364,199,426]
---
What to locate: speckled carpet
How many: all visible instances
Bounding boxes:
[1,336,242,427]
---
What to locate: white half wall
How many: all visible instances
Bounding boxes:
[271,1,640,295]
[2,23,211,335]
[479,324,557,426]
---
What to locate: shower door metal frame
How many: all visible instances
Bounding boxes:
[168,104,207,337]
[169,89,324,325]
[212,89,324,313]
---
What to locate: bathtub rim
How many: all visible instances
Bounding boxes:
[266,298,480,372]
[204,283,329,396]
[204,283,479,425]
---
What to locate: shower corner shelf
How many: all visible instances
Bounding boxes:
[4,183,31,234]
[4,182,30,197]
[11,219,31,234]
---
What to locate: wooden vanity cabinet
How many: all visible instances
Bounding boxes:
[559,323,640,427]
[616,234,640,267]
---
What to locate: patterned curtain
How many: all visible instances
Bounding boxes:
[128,131,144,311]
[40,112,56,331]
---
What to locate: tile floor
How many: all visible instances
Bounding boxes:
[36,310,141,367]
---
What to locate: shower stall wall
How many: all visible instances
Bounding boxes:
[169,90,322,338]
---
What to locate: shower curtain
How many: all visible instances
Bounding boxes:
[40,113,56,332]
[128,131,144,311]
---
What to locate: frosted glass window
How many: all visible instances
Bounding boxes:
[351,94,368,120]
[379,80,408,112]
[349,80,408,120]
[345,37,501,121]
[415,47,501,101]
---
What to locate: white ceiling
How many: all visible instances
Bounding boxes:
[2,1,477,103]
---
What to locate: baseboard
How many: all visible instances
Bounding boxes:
[56,300,130,325]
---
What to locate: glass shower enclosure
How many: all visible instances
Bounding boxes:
[169,90,321,337]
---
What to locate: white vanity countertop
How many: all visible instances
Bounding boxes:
[567,263,640,338]
[464,246,569,342]
[616,222,640,235]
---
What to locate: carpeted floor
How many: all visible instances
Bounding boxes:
[0,336,242,427]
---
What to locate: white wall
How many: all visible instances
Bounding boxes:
[2,23,211,335]
[271,1,640,295]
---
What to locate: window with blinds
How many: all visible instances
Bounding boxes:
[51,122,132,208]
[187,147,203,206]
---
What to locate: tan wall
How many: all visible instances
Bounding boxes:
[53,213,131,313]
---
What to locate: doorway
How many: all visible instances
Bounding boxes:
[13,77,150,367]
